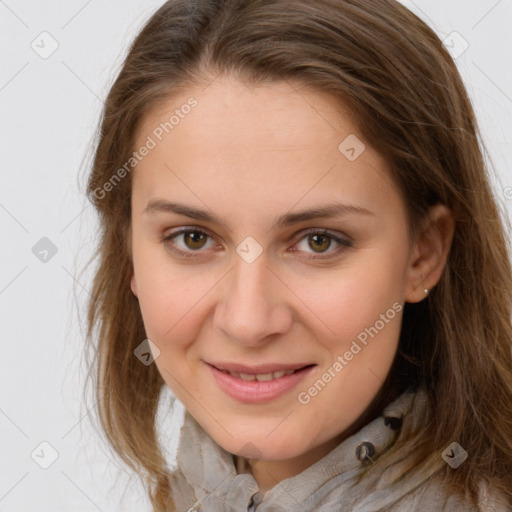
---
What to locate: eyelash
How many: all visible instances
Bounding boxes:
[160,227,353,260]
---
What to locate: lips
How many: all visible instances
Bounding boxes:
[207,362,317,403]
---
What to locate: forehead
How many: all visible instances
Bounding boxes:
[131,76,402,223]
[135,77,358,154]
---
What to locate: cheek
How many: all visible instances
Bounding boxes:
[134,258,213,348]
[293,256,404,344]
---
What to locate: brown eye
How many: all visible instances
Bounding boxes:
[293,228,352,259]
[308,233,332,253]
[161,228,216,257]
[183,230,208,250]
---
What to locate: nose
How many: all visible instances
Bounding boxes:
[213,252,293,347]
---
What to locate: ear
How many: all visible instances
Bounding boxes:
[404,204,455,303]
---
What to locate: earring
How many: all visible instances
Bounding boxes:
[424,288,429,297]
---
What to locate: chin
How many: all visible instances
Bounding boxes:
[212,426,310,462]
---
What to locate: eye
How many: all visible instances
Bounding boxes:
[161,228,217,258]
[291,228,352,259]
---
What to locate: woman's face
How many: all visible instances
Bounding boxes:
[129,76,420,481]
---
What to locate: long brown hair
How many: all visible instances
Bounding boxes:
[83,0,512,509]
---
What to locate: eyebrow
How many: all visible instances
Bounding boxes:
[143,199,374,229]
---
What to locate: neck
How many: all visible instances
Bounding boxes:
[233,378,402,492]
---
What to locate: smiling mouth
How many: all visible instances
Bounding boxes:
[206,362,317,403]
[208,363,316,382]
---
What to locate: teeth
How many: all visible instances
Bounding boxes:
[255,373,273,382]
[239,372,256,381]
[226,368,299,381]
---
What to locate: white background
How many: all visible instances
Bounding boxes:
[0,0,511,510]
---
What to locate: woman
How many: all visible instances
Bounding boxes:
[84,0,512,510]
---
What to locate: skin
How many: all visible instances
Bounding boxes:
[129,75,455,492]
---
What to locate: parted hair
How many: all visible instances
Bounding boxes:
[83,0,512,510]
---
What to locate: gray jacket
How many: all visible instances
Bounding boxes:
[155,385,510,511]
